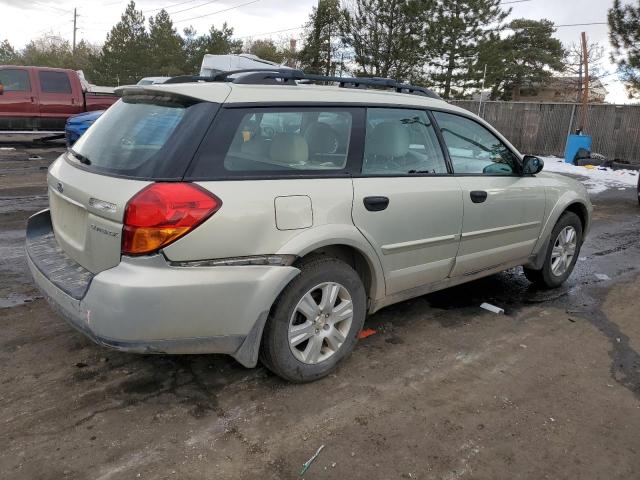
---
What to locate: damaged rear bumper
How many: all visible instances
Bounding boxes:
[26,209,299,367]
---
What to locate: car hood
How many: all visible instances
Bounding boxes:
[67,110,104,125]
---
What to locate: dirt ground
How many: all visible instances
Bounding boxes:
[1,144,639,480]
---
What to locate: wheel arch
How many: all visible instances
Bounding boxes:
[528,195,591,270]
[275,225,386,307]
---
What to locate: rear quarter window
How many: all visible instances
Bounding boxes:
[187,107,364,179]
[69,94,219,180]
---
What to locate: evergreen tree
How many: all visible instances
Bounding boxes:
[0,40,18,64]
[299,0,342,75]
[182,23,242,74]
[483,19,564,100]
[427,0,509,99]
[608,0,640,97]
[96,1,150,85]
[340,0,430,80]
[246,39,285,64]
[149,10,184,76]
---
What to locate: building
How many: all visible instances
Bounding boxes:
[518,77,608,103]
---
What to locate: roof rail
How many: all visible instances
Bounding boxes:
[165,69,442,100]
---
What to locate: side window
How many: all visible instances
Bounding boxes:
[38,71,72,94]
[363,108,448,175]
[222,109,352,172]
[433,111,518,175]
[0,69,30,92]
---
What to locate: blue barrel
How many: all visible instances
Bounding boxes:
[564,134,592,164]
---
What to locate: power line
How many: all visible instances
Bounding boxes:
[501,0,532,4]
[237,26,304,40]
[161,0,223,16]
[144,0,215,14]
[173,0,261,24]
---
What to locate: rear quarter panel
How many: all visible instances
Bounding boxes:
[162,178,356,261]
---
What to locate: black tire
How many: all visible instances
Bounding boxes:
[523,211,583,289]
[260,256,366,382]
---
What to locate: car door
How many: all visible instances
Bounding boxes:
[352,108,463,296]
[0,67,38,130]
[432,110,546,277]
[36,70,83,130]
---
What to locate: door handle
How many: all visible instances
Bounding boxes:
[470,191,488,203]
[363,196,389,211]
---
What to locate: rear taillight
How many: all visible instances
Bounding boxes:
[122,183,221,255]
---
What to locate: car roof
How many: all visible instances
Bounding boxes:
[118,82,469,115]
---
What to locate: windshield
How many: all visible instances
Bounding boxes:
[70,94,206,179]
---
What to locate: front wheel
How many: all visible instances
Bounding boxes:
[524,211,583,289]
[260,257,366,382]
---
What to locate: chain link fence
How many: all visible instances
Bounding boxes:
[450,100,640,165]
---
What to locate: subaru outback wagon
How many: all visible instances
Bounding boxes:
[26,70,592,382]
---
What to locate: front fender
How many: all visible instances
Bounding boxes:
[530,182,592,267]
[275,224,386,303]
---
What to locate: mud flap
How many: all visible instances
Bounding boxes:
[231,311,269,368]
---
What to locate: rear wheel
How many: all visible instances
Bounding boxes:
[524,211,582,289]
[260,257,366,382]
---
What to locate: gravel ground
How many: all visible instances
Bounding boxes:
[1,145,639,480]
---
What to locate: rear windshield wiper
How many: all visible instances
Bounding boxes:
[69,149,92,165]
[408,169,435,174]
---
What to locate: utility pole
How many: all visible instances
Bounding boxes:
[579,31,590,132]
[478,64,487,117]
[72,8,78,54]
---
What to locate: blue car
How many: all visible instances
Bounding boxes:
[65,110,104,146]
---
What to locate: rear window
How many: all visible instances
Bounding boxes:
[69,94,218,180]
[187,107,361,179]
[39,71,72,93]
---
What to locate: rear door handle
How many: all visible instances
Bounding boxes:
[363,196,389,211]
[470,191,488,203]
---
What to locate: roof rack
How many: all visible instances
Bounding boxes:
[164,68,442,100]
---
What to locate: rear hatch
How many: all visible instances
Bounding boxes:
[47,90,220,274]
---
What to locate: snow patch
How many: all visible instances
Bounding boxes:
[537,156,639,194]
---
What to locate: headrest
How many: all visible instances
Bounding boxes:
[270,133,309,165]
[304,122,337,154]
[367,121,410,157]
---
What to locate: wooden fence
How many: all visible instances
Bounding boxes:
[450,100,640,165]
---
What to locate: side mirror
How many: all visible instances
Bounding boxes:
[522,155,544,175]
[0,83,4,95]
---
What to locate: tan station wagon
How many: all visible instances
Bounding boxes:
[26,70,592,382]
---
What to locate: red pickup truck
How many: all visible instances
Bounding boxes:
[0,65,118,132]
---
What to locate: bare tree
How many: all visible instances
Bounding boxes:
[563,40,606,102]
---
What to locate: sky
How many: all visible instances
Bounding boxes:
[0,0,637,103]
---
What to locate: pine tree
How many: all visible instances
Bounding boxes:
[246,39,285,64]
[182,23,242,74]
[96,1,150,85]
[340,0,430,80]
[149,10,184,76]
[427,0,509,99]
[483,19,564,100]
[299,0,342,75]
[608,0,640,97]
